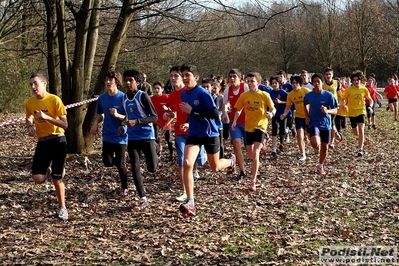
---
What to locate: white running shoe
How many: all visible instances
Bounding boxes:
[58,207,68,220]
[193,170,200,179]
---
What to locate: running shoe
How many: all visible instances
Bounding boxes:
[120,188,129,197]
[193,170,200,180]
[179,201,196,216]
[58,207,68,220]
[299,154,306,161]
[279,144,284,152]
[335,131,342,140]
[227,154,236,175]
[367,124,371,130]
[357,148,364,157]
[249,182,256,191]
[318,165,326,175]
[175,192,187,202]
[238,170,247,179]
[336,132,344,144]
[271,151,277,158]
[372,124,376,129]
[134,198,149,211]
[328,143,335,150]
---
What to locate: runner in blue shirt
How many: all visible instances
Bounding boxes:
[303,73,338,175]
[91,70,128,197]
[119,69,158,211]
[268,76,290,157]
[178,64,236,216]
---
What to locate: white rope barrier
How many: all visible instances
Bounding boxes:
[0,97,98,128]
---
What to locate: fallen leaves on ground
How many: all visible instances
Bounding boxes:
[0,109,398,265]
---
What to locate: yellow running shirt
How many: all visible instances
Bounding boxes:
[323,80,340,101]
[25,93,67,139]
[341,85,372,117]
[234,90,274,132]
[286,87,311,118]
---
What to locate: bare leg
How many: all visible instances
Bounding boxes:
[310,135,320,153]
[182,145,200,199]
[232,138,245,172]
[319,142,328,165]
[249,142,262,183]
[178,166,184,192]
[207,153,232,172]
[32,174,47,184]
[297,129,305,154]
[53,178,66,208]
[357,123,365,149]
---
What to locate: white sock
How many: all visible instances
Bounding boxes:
[187,197,194,205]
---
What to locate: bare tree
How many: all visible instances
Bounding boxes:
[304,0,345,69]
[342,0,387,75]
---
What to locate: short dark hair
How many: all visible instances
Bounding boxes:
[169,65,181,75]
[311,73,325,83]
[324,67,334,74]
[105,69,123,88]
[123,69,141,83]
[30,73,47,82]
[277,70,286,76]
[229,68,241,78]
[153,81,164,88]
[290,75,303,85]
[247,72,262,83]
[269,75,280,85]
[181,63,199,76]
[202,78,212,85]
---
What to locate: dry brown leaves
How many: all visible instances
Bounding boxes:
[0,110,398,265]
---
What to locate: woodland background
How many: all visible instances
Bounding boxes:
[0,0,399,153]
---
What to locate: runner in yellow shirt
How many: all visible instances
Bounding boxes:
[281,75,311,161]
[25,73,68,220]
[341,70,373,156]
[232,72,275,192]
[323,67,342,149]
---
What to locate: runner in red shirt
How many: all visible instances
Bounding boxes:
[150,82,174,161]
[365,77,383,129]
[384,77,399,121]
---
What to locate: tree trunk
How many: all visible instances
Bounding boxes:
[65,0,95,153]
[44,0,61,95]
[83,0,137,153]
[81,0,101,153]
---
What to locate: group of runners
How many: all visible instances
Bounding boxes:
[25,66,399,218]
